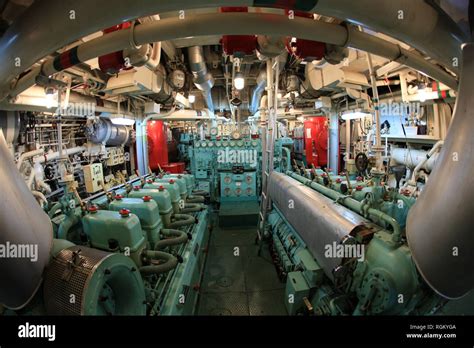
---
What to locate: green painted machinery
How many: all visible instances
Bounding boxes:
[109,195,163,249]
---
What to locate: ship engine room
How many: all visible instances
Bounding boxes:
[1,0,474,327]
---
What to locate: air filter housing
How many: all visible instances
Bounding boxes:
[43,246,146,315]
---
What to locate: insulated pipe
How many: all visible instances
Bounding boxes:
[3,11,458,101]
[0,131,53,310]
[390,147,440,172]
[139,250,178,275]
[154,229,189,250]
[188,46,215,121]
[406,43,474,300]
[312,0,466,73]
[0,0,462,100]
[249,69,267,115]
[408,141,443,185]
[17,148,44,169]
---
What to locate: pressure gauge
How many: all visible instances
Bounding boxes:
[229,141,236,147]
[222,141,229,147]
[216,141,222,147]
[224,188,231,196]
[195,141,201,148]
[224,176,232,184]
[246,175,253,184]
[251,140,258,147]
[231,131,240,140]
[237,141,244,147]
[246,188,253,196]
[208,141,214,147]
[201,141,207,147]
[210,127,218,136]
[235,188,242,196]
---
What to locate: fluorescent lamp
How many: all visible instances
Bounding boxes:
[234,72,245,90]
[341,110,372,120]
[110,116,135,126]
[188,94,196,103]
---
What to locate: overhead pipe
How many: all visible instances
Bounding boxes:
[2,11,459,104]
[312,0,466,74]
[249,69,267,115]
[406,43,474,300]
[187,46,216,125]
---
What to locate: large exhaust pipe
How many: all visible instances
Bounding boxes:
[188,46,215,113]
[406,43,474,300]
[249,69,267,115]
[0,130,53,309]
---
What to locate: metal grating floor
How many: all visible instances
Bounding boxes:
[197,215,287,316]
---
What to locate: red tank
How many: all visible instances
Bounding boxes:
[304,117,328,168]
[147,120,169,171]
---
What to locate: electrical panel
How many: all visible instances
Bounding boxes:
[106,147,125,166]
[83,163,104,193]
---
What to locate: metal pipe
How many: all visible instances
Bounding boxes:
[3,12,458,101]
[249,69,267,115]
[188,46,215,122]
[0,0,461,99]
[408,141,444,185]
[406,43,474,300]
[16,148,44,169]
[390,147,440,172]
[0,130,53,310]
[312,0,466,73]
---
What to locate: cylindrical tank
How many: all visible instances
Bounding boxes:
[85,117,134,146]
[147,120,169,171]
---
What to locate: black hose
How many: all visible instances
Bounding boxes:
[139,250,178,275]
[154,229,189,250]
[168,213,196,228]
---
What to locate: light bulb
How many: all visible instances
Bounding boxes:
[234,72,245,90]
[188,94,195,103]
